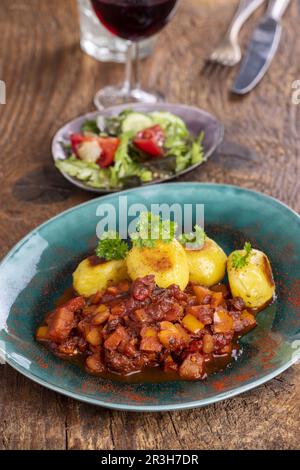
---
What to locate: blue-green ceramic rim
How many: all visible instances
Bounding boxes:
[1,183,300,412]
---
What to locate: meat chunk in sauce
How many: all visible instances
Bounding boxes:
[104,326,129,351]
[37,277,257,381]
[179,353,205,380]
[48,297,85,343]
[86,352,105,374]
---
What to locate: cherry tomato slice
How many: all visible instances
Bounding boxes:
[70,133,85,155]
[133,125,165,158]
[97,137,120,168]
[133,139,163,157]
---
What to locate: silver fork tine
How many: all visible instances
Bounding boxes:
[208,0,266,67]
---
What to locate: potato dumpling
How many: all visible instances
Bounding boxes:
[73,258,128,297]
[185,237,227,287]
[227,249,275,309]
[126,240,189,291]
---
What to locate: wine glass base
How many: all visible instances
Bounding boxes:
[94,86,164,110]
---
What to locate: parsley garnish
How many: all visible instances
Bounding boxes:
[130,212,177,248]
[95,231,128,261]
[231,242,252,270]
[178,225,206,249]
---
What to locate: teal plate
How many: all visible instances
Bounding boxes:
[0,183,300,411]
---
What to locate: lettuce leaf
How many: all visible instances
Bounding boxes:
[55,157,110,188]
[165,129,205,173]
[110,132,152,186]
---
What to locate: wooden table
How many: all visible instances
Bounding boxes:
[0,0,299,450]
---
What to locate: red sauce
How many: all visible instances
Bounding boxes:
[36,276,257,382]
[55,287,74,307]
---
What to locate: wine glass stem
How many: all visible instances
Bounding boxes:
[123,41,140,94]
[133,42,140,90]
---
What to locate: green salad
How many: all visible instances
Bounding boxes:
[56,110,205,189]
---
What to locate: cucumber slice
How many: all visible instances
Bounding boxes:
[151,111,187,130]
[122,112,153,134]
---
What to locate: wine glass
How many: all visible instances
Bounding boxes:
[91,0,179,109]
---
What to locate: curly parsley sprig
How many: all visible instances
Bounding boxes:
[178,225,206,250]
[130,212,177,248]
[95,231,128,261]
[231,242,252,270]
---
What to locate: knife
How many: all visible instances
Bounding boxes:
[232,0,290,94]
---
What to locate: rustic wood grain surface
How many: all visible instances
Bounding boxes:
[0,0,299,450]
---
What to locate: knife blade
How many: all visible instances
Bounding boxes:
[232,0,290,94]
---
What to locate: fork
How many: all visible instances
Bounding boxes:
[208,0,266,67]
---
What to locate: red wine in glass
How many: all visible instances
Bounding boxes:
[91,0,179,108]
[91,0,178,41]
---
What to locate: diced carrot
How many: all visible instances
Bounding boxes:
[211,291,224,308]
[213,309,234,333]
[141,326,157,338]
[182,314,204,334]
[175,324,191,343]
[36,326,49,341]
[158,322,190,349]
[160,321,178,331]
[134,308,149,323]
[96,304,109,313]
[86,327,102,346]
[192,285,212,303]
[92,312,109,325]
[158,330,175,348]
